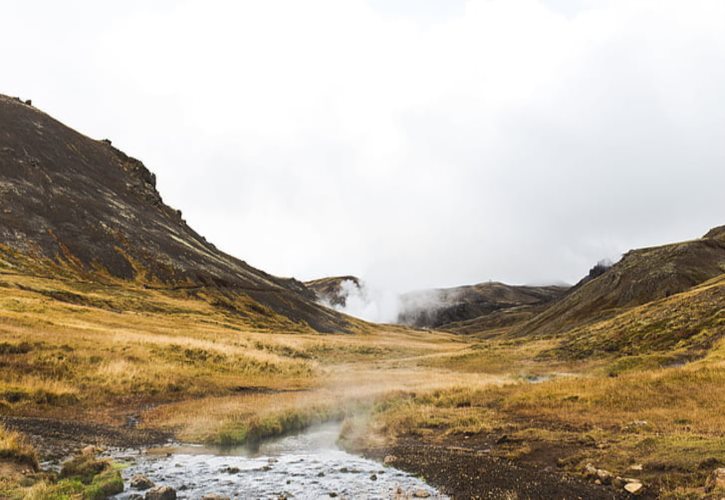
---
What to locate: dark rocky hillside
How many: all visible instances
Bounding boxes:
[397,281,568,329]
[0,95,349,332]
[305,276,362,307]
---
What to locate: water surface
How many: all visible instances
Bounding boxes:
[112,422,445,499]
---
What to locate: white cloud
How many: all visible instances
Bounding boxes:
[2,0,724,293]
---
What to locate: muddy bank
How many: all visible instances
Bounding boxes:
[362,437,632,499]
[0,415,172,462]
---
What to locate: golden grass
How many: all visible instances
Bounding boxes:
[1,256,723,496]
[0,423,37,468]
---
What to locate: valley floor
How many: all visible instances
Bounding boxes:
[0,265,724,498]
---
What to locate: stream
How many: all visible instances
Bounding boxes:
[110,422,446,499]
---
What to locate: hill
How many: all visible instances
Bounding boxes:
[304,276,362,307]
[0,95,349,332]
[511,227,725,339]
[541,273,724,362]
[397,281,568,328]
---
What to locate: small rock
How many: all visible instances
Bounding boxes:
[201,495,230,500]
[370,473,378,481]
[596,469,613,485]
[128,495,144,500]
[623,481,644,495]
[328,493,338,498]
[340,467,349,473]
[623,420,651,433]
[612,476,626,489]
[583,463,598,478]
[705,467,725,492]
[628,464,643,471]
[130,474,155,491]
[223,466,240,474]
[145,485,177,500]
[413,489,431,498]
[383,455,397,465]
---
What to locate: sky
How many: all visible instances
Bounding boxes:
[2,0,724,294]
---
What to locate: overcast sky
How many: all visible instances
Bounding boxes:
[3,0,724,292]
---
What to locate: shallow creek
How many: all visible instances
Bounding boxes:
[110,422,446,499]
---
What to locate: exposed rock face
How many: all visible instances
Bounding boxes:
[397,281,568,329]
[0,95,349,332]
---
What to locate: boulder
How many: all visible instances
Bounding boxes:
[130,474,155,490]
[145,485,177,500]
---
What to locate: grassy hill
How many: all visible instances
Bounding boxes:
[510,228,725,339]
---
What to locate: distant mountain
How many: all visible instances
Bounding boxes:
[305,276,362,307]
[511,227,725,339]
[0,95,350,333]
[397,282,568,329]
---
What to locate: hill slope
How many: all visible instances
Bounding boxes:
[543,273,724,361]
[397,282,568,328]
[0,95,349,332]
[512,227,725,339]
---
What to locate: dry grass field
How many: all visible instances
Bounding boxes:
[1,250,724,497]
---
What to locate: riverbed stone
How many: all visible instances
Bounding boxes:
[130,474,155,490]
[201,495,230,500]
[145,485,177,500]
[383,455,397,465]
[413,489,431,498]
